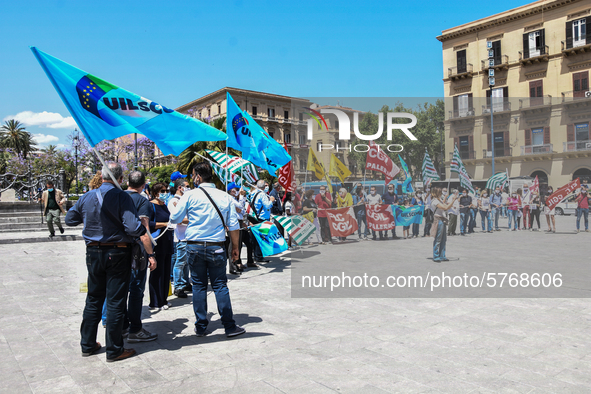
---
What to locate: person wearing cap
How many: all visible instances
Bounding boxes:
[226,183,245,274]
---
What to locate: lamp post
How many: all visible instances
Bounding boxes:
[436,128,444,180]
[134,133,138,170]
[487,41,496,176]
[73,129,80,195]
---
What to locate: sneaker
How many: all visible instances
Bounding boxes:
[149,306,160,312]
[174,288,187,298]
[122,328,129,338]
[161,303,172,310]
[127,328,158,343]
[226,325,246,338]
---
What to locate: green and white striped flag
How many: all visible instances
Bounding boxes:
[206,149,259,184]
[272,215,293,234]
[486,171,508,191]
[289,215,317,245]
[450,145,474,193]
[422,151,440,181]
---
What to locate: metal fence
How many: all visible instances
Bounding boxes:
[0,169,65,202]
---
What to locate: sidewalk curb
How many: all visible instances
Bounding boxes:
[0,235,84,245]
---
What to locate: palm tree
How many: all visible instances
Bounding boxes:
[41,144,58,155]
[176,116,234,175]
[0,119,37,158]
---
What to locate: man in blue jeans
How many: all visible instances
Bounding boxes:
[168,177,191,298]
[575,186,590,232]
[170,162,245,338]
[490,187,503,231]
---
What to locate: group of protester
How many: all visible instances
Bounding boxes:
[38,161,590,361]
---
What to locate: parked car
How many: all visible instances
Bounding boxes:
[554,194,578,216]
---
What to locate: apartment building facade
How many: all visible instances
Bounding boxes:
[437,0,591,189]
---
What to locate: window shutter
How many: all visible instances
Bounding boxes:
[503,86,509,98]
[457,50,467,74]
[468,93,473,111]
[493,41,502,65]
[565,21,573,49]
[567,124,575,142]
[525,129,531,146]
[468,135,474,158]
[543,127,550,145]
[587,17,591,45]
[487,133,492,151]
[486,89,491,107]
[504,131,510,155]
[539,29,546,53]
[523,33,530,59]
[453,96,458,114]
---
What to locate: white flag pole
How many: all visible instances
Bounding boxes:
[92,147,121,190]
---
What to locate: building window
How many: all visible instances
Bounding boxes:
[575,123,589,143]
[285,133,291,144]
[573,71,589,96]
[523,29,545,58]
[252,106,257,116]
[486,87,508,112]
[299,134,306,145]
[494,132,504,157]
[573,18,587,48]
[207,108,211,117]
[284,110,289,119]
[491,40,502,65]
[299,157,306,171]
[532,128,544,146]
[299,113,303,121]
[217,104,221,115]
[268,108,275,118]
[456,49,467,74]
[334,120,339,129]
[459,136,470,159]
[269,131,274,139]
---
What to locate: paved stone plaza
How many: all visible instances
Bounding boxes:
[0,215,590,393]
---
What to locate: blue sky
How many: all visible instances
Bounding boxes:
[0,0,523,148]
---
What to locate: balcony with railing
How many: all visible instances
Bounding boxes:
[482,147,512,158]
[482,101,512,114]
[561,40,591,57]
[564,140,591,152]
[519,96,553,109]
[519,45,549,65]
[561,90,591,103]
[521,144,553,155]
[448,64,474,80]
[448,107,476,120]
[449,150,475,160]
[481,55,509,71]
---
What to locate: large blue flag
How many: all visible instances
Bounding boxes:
[226,92,291,175]
[393,205,424,226]
[31,47,226,156]
[398,155,414,194]
[250,221,288,257]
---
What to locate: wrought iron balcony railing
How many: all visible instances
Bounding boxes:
[521,144,553,155]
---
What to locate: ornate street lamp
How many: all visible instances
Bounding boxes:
[72,129,81,195]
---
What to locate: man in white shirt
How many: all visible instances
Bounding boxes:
[170,162,245,338]
[168,178,191,298]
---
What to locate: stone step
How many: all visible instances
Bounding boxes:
[0,216,44,224]
[0,226,81,233]
[0,211,42,218]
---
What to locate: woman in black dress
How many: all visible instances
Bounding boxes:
[149,182,174,310]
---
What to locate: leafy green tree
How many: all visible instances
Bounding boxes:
[0,120,37,158]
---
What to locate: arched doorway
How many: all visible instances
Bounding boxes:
[573,168,591,185]
[530,170,549,193]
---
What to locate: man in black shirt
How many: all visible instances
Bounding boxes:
[66,162,145,362]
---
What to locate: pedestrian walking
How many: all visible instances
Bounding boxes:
[41,180,66,237]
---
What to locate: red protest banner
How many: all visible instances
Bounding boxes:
[277,143,296,192]
[326,207,358,237]
[366,204,396,231]
[365,141,400,184]
[546,178,580,211]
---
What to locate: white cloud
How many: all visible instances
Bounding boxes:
[3,111,76,129]
[32,133,60,145]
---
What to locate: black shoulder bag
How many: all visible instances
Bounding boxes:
[199,188,230,245]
